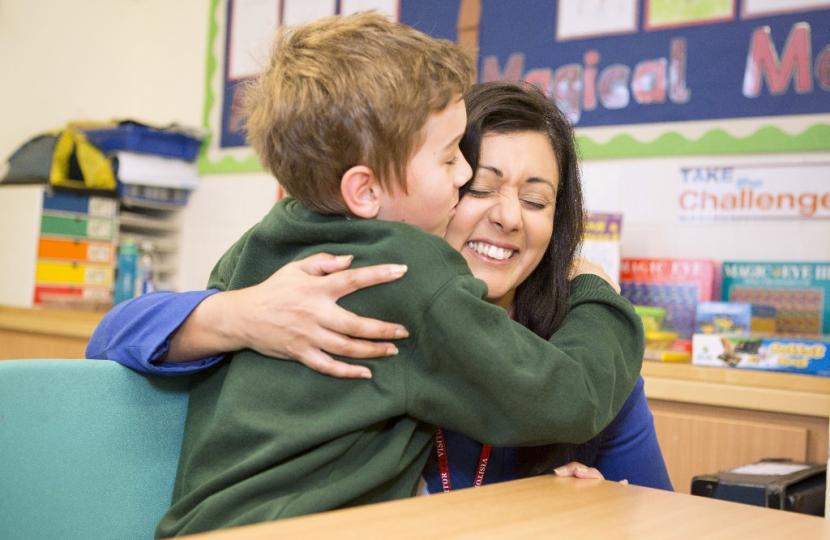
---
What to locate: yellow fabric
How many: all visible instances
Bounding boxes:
[49,129,116,190]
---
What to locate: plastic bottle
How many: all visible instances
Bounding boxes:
[114,240,138,305]
[137,241,156,295]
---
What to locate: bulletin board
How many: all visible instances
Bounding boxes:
[200,0,830,174]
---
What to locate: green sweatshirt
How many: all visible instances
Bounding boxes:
[157,198,643,537]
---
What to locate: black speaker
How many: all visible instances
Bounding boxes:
[691,459,826,516]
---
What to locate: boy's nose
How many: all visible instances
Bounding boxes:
[454,156,473,188]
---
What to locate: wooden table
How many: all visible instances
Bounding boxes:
[180,476,830,539]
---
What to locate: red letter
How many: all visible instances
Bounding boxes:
[743,23,813,98]
[816,45,830,92]
[482,53,524,82]
[583,50,600,111]
[552,64,583,123]
[598,64,631,109]
[632,58,667,104]
[524,68,552,95]
[670,38,691,103]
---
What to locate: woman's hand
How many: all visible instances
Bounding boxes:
[569,256,621,294]
[167,253,409,379]
[554,462,629,484]
[553,461,604,480]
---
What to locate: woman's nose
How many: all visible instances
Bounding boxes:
[489,194,522,232]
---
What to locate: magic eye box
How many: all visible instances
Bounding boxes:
[692,333,830,377]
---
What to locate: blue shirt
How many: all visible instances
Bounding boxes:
[423,378,672,491]
[87,291,672,491]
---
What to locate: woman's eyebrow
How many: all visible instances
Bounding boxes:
[479,165,556,192]
[526,177,557,191]
[477,164,503,176]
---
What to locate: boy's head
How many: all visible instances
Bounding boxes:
[244,11,474,234]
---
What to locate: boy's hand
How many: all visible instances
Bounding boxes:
[225,253,409,379]
[569,256,621,294]
[553,461,604,480]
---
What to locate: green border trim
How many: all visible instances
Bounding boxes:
[577,124,830,160]
[198,0,266,175]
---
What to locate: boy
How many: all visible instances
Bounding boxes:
[158,13,642,536]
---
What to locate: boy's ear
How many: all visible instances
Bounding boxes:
[340,165,383,219]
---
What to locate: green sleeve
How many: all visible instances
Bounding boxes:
[404,274,644,446]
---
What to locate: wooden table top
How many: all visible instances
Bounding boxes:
[0,305,105,339]
[180,476,830,539]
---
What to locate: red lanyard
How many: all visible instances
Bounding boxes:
[434,428,492,493]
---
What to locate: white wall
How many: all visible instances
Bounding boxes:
[0,0,276,293]
[1,0,827,295]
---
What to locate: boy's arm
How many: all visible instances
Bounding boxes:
[405,274,644,447]
[85,290,225,375]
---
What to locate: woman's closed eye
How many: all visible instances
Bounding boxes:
[466,186,496,197]
[521,198,549,210]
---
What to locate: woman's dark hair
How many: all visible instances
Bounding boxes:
[460,81,584,338]
[459,82,587,477]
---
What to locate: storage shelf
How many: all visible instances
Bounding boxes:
[642,362,830,418]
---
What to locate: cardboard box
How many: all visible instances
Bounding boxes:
[621,258,719,339]
[722,261,830,335]
[695,301,776,334]
[692,333,830,376]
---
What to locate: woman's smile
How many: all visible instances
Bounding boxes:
[465,240,518,263]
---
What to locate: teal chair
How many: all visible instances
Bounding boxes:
[0,360,190,540]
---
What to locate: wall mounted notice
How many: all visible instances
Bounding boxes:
[677,163,830,222]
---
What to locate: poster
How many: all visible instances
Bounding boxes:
[677,162,830,221]
[201,0,830,173]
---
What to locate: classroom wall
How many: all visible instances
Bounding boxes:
[0,0,276,292]
[2,1,828,294]
[581,152,830,262]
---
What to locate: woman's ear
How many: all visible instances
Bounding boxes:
[341,165,382,218]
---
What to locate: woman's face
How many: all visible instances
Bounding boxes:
[445,131,558,309]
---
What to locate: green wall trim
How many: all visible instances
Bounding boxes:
[200,154,263,174]
[576,124,830,160]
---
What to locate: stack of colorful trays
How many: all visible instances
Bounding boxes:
[33,190,117,307]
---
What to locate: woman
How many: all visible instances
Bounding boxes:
[88,81,671,491]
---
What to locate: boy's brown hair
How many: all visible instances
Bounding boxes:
[243,12,474,214]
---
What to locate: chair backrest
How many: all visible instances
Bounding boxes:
[0,360,190,540]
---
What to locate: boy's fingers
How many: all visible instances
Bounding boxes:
[325,264,407,297]
[293,253,353,276]
[326,307,408,341]
[294,348,372,379]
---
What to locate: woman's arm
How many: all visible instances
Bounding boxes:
[86,289,223,375]
[87,253,409,378]
[592,377,674,490]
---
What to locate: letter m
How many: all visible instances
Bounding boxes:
[743,23,812,97]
